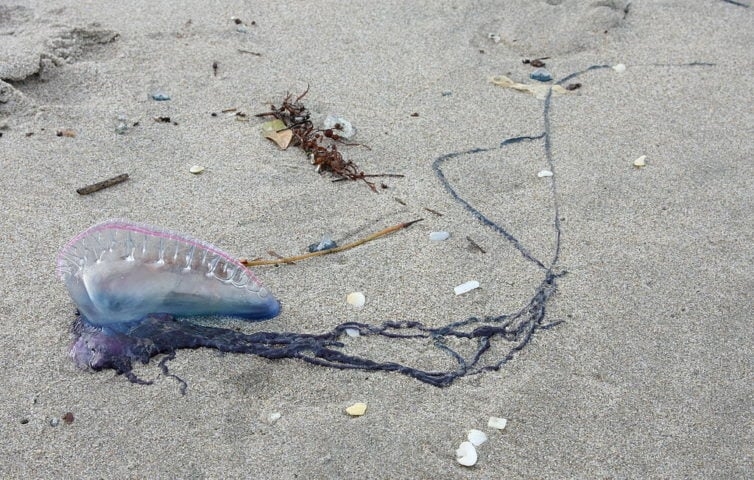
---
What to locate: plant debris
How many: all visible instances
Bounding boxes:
[256,87,401,192]
[76,173,129,195]
[56,129,76,137]
[523,57,549,67]
[243,218,422,267]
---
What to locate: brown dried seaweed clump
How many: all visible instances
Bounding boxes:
[256,87,401,192]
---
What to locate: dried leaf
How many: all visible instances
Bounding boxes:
[261,119,293,149]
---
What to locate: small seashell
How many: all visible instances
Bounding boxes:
[454,280,480,296]
[455,441,478,467]
[266,412,282,424]
[467,429,488,446]
[189,165,205,174]
[488,417,507,430]
[537,169,553,178]
[633,155,646,168]
[346,402,367,416]
[347,292,365,309]
[345,328,360,338]
[429,231,450,242]
[612,63,626,73]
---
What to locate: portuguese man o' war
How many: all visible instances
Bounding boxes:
[57,220,283,391]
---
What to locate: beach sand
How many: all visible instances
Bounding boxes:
[1,1,752,478]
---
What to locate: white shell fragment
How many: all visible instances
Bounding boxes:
[488,417,507,430]
[429,231,450,242]
[189,165,205,174]
[467,429,488,446]
[345,328,361,338]
[347,292,365,309]
[346,403,367,416]
[455,441,478,467]
[537,169,553,178]
[633,155,647,168]
[266,412,282,424]
[454,280,480,296]
[612,63,627,73]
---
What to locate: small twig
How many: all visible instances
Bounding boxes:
[243,218,423,267]
[267,250,295,265]
[423,207,443,216]
[76,173,129,195]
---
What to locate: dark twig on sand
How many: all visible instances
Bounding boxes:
[76,173,129,195]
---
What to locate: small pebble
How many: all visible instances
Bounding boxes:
[612,63,626,73]
[537,169,553,178]
[467,429,488,446]
[347,292,365,309]
[115,115,129,134]
[189,165,205,174]
[455,441,478,467]
[149,90,171,101]
[633,155,647,168]
[345,328,361,338]
[488,417,507,430]
[529,68,552,82]
[429,231,450,242]
[49,418,60,427]
[267,412,282,424]
[62,412,74,425]
[454,280,480,296]
[346,403,367,416]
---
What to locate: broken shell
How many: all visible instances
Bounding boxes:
[633,155,647,168]
[189,165,205,174]
[455,441,478,467]
[488,417,507,430]
[346,402,367,416]
[454,280,480,296]
[345,328,360,338]
[467,429,488,446]
[347,292,365,309]
[429,231,450,242]
[612,63,626,73]
[537,169,553,178]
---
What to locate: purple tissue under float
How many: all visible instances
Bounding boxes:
[57,220,283,391]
